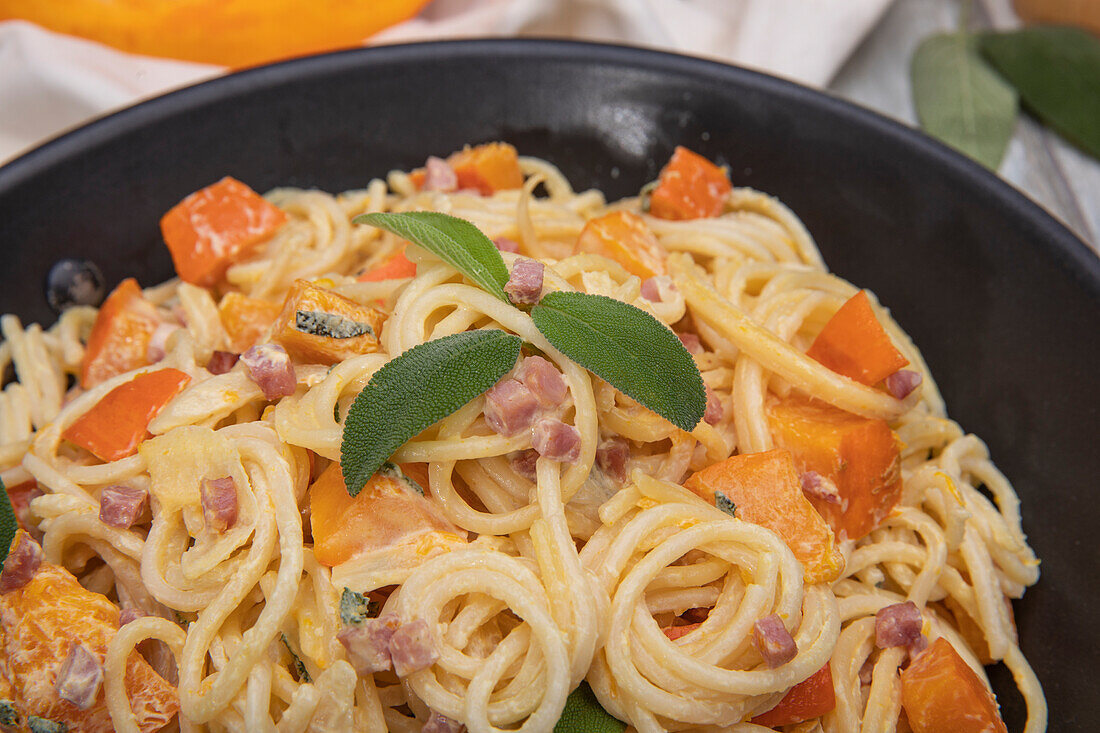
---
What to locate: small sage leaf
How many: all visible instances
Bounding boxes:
[280,633,312,683]
[340,330,522,496]
[980,26,1100,160]
[554,682,626,733]
[354,211,510,301]
[340,587,379,625]
[530,292,705,432]
[912,31,1018,170]
[716,493,737,517]
[0,478,17,565]
[379,462,424,496]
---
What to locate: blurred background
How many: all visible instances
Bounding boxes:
[0,0,1096,250]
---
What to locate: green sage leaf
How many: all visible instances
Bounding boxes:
[554,683,626,733]
[354,211,510,301]
[530,292,705,432]
[340,330,522,496]
[280,633,312,683]
[716,492,737,517]
[340,587,380,625]
[912,30,1018,170]
[980,26,1100,160]
[0,478,17,565]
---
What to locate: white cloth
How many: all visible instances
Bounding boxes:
[0,0,893,165]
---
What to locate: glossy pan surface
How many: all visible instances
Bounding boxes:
[0,39,1097,730]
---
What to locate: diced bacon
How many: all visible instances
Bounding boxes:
[640,277,663,302]
[662,622,702,641]
[201,476,239,532]
[56,642,103,710]
[338,615,400,675]
[0,532,42,593]
[483,379,539,436]
[98,485,149,529]
[390,618,438,677]
[423,711,465,733]
[146,322,178,363]
[492,237,520,253]
[678,332,703,354]
[800,471,842,506]
[422,156,458,192]
[207,350,239,375]
[532,419,581,463]
[119,607,145,626]
[509,449,539,481]
[753,613,798,668]
[885,369,923,399]
[596,438,629,481]
[517,356,568,407]
[876,601,923,649]
[703,385,724,425]
[859,656,875,685]
[241,343,296,400]
[504,258,544,305]
[909,633,929,657]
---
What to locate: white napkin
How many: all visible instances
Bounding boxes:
[0,0,893,165]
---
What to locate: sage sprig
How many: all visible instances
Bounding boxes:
[554,683,626,733]
[531,292,705,432]
[0,478,17,564]
[341,330,522,496]
[341,211,706,496]
[354,211,510,301]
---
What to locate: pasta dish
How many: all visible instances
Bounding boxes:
[0,143,1044,733]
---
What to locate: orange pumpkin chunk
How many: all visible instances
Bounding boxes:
[271,279,386,365]
[63,368,191,462]
[769,395,902,542]
[309,463,464,567]
[684,449,843,584]
[218,291,282,352]
[447,142,524,195]
[0,547,178,732]
[806,290,909,386]
[81,278,160,389]
[901,637,1008,733]
[160,176,286,287]
[751,663,836,727]
[576,210,668,280]
[649,146,732,220]
[358,245,418,282]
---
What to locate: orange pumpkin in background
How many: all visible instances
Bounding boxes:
[0,0,434,67]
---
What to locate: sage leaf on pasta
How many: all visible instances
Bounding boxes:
[980,26,1100,160]
[0,478,16,564]
[530,292,706,432]
[340,330,522,496]
[554,683,626,733]
[354,211,511,301]
[911,30,1017,170]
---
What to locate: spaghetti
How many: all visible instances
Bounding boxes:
[0,144,1043,733]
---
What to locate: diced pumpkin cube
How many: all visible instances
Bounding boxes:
[768,395,902,542]
[447,142,524,195]
[218,291,282,352]
[63,368,191,462]
[805,290,909,386]
[160,176,286,287]
[308,463,463,567]
[649,146,732,220]
[271,279,386,365]
[81,278,160,389]
[358,245,417,282]
[684,449,844,584]
[901,637,1008,733]
[751,663,836,727]
[0,552,178,732]
[576,210,668,280]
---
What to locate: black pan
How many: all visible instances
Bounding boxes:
[0,40,1096,730]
